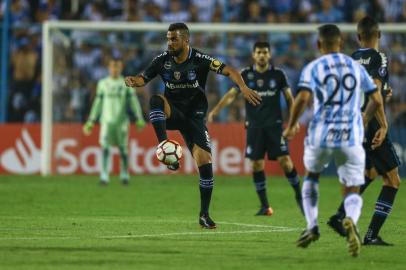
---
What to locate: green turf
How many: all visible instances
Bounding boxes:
[0,175,405,270]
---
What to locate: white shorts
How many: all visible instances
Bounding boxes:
[304,144,365,187]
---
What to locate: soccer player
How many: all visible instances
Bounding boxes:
[125,23,261,229]
[207,41,303,216]
[283,24,387,257]
[83,57,146,185]
[327,16,402,246]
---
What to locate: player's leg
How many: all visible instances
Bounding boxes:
[246,127,272,215]
[251,159,273,216]
[297,145,330,248]
[277,155,303,215]
[364,167,401,245]
[328,155,378,236]
[192,144,216,229]
[335,146,365,257]
[99,124,112,185]
[149,94,171,143]
[117,124,129,185]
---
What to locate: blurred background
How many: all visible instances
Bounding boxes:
[1,0,406,127]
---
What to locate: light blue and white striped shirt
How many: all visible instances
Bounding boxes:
[298,53,377,148]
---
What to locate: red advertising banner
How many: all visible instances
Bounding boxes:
[0,123,305,175]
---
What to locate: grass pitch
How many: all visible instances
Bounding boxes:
[0,175,405,270]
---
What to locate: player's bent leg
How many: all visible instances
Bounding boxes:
[277,155,303,215]
[364,167,400,246]
[297,172,320,248]
[342,185,362,257]
[192,145,216,229]
[149,94,171,143]
[251,160,273,216]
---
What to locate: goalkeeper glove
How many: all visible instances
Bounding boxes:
[83,121,94,136]
[135,119,146,131]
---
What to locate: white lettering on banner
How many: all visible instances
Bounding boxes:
[129,141,145,173]
[80,147,102,174]
[219,147,242,174]
[55,139,77,174]
[0,129,251,175]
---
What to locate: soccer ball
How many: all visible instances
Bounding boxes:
[156,139,182,165]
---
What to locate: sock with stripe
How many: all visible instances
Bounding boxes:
[149,95,167,143]
[365,186,398,240]
[199,163,214,216]
[253,171,269,208]
[302,176,319,230]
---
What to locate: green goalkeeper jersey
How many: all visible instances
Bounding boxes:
[88,76,143,125]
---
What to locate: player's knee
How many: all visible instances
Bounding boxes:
[251,160,264,172]
[384,169,401,188]
[365,168,378,180]
[278,156,293,172]
[149,95,165,110]
[193,147,212,166]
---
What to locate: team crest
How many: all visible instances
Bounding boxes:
[247,72,254,80]
[269,79,276,88]
[210,59,222,71]
[378,67,387,77]
[164,61,172,70]
[188,70,196,80]
[174,71,181,80]
[257,79,264,87]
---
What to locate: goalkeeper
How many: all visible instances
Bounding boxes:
[83,57,146,185]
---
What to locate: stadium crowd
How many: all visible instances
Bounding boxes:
[2,0,406,125]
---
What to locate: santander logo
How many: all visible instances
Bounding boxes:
[0,129,41,174]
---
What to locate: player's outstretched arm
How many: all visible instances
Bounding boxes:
[125,75,147,88]
[208,88,239,122]
[283,89,311,140]
[221,66,261,106]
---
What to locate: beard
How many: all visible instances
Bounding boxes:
[168,47,183,57]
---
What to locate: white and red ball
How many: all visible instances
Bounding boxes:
[156,139,182,165]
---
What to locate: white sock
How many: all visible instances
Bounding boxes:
[344,193,363,224]
[302,178,319,230]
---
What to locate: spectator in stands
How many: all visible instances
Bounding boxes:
[161,0,190,22]
[310,0,344,23]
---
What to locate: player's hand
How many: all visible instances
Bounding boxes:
[125,76,137,87]
[83,121,94,136]
[371,127,387,150]
[385,87,393,102]
[135,119,146,132]
[283,125,298,140]
[240,86,261,106]
[207,110,218,123]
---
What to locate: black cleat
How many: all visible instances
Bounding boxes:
[327,214,347,237]
[167,161,180,171]
[363,236,393,246]
[121,179,129,186]
[199,214,217,229]
[297,226,320,248]
[342,217,361,257]
[255,206,274,216]
[99,180,108,186]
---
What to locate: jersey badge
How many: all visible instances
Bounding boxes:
[247,72,254,80]
[257,79,264,88]
[174,71,181,80]
[378,67,387,77]
[188,70,196,80]
[164,61,172,70]
[269,79,276,88]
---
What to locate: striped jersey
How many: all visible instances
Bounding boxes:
[298,53,377,148]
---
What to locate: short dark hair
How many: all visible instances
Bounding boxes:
[357,16,380,41]
[253,41,270,51]
[318,24,341,48]
[168,22,190,39]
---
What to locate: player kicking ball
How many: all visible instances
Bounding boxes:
[125,23,261,229]
[83,57,146,185]
[208,41,303,216]
[283,24,387,257]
